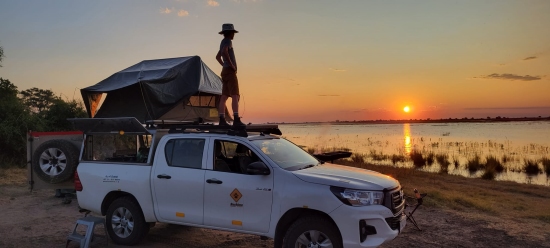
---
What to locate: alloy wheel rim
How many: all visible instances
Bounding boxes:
[111,207,134,238]
[39,148,67,176]
[294,230,333,248]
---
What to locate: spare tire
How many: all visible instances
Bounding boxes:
[32,140,79,184]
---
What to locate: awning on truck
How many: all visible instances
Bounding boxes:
[81,56,228,123]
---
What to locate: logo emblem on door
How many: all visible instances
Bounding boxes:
[230,188,242,202]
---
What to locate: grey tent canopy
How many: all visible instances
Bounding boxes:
[81,56,228,123]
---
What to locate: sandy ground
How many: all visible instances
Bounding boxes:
[0,183,549,248]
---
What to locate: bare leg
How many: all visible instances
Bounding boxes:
[231,95,240,114]
[218,95,229,115]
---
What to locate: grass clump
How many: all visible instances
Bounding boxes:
[541,157,550,175]
[391,154,406,166]
[485,155,504,173]
[351,153,365,164]
[481,168,496,180]
[369,150,388,161]
[523,159,541,175]
[425,152,435,166]
[466,155,483,173]
[410,150,426,168]
[435,154,450,174]
[452,155,460,168]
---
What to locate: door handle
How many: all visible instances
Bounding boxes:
[206,178,223,184]
[157,174,172,179]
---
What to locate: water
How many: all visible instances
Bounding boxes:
[279,121,550,186]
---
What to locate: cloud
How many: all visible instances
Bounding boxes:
[207,0,219,6]
[465,106,550,110]
[329,68,346,72]
[318,94,340,97]
[178,9,189,17]
[231,0,262,3]
[523,56,537,61]
[474,73,542,81]
[160,7,175,14]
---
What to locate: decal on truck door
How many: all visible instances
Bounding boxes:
[103,175,120,183]
[230,188,243,207]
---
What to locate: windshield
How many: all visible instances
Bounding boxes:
[251,138,320,171]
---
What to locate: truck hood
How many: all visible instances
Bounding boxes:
[292,163,399,190]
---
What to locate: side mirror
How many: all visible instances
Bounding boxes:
[247,161,270,175]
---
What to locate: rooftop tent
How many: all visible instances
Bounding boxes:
[81,56,228,123]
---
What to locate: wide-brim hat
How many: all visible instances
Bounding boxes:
[219,23,239,34]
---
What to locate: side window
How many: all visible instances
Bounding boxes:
[82,134,151,163]
[214,140,261,174]
[165,139,205,169]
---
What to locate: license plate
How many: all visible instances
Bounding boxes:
[399,214,407,232]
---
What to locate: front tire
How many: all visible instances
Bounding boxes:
[283,215,342,248]
[106,197,149,245]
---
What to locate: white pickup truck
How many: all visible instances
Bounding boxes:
[71,118,406,248]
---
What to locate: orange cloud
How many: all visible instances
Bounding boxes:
[207,0,220,6]
[178,9,189,17]
[160,7,174,14]
[474,73,542,81]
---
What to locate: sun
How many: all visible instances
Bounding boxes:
[403,106,410,113]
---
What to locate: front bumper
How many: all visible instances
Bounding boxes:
[329,204,406,248]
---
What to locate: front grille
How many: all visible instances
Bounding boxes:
[384,186,405,215]
[385,216,401,230]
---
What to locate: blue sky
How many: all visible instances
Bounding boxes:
[1,0,549,122]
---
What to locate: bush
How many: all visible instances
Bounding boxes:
[0,79,87,167]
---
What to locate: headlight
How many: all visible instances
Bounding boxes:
[330,187,384,206]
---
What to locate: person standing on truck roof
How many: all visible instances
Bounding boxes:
[216,23,246,127]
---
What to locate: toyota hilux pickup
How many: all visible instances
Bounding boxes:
[72,118,406,248]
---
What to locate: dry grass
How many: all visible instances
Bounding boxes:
[335,159,550,224]
[0,168,26,186]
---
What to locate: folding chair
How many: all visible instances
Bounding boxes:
[405,188,427,231]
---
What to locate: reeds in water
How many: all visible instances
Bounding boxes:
[523,159,541,175]
[436,154,450,174]
[351,153,365,164]
[541,157,550,175]
[391,154,406,166]
[467,155,483,173]
[410,150,426,168]
[425,152,435,166]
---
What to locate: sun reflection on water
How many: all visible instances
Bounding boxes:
[404,123,412,155]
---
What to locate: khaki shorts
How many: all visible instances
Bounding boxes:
[221,67,239,96]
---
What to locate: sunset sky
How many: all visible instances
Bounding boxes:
[1,0,549,123]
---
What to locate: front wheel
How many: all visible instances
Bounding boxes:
[106,197,149,245]
[283,216,343,248]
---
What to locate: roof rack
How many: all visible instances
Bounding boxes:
[145,120,282,137]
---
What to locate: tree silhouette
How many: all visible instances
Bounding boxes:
[0,45,4,67]
[20,87,56,114]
